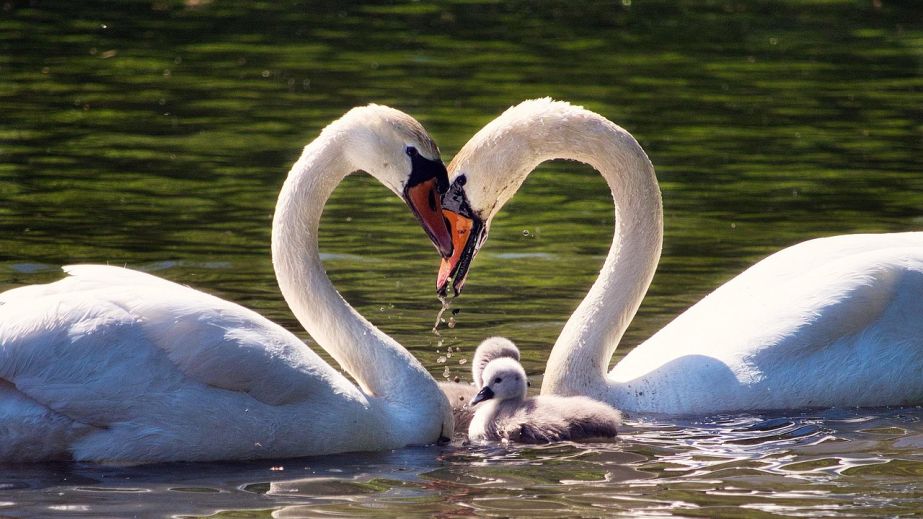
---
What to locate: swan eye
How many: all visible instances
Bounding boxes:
[456,174,467,187]
[405,146,418,157]
[494,377,502,384]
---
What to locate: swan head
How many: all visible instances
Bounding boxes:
[339,104,454,257]
[470,357,528,406]
[436,98,574,295]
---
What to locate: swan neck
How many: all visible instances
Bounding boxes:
[270,133,442,409]
[507,113,662,400]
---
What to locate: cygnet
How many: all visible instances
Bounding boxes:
[439,337,520,431]
[468,357,621,443]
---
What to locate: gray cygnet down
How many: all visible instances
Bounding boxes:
[468,357,622,443]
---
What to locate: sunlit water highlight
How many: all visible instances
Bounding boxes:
[3,408,923,516]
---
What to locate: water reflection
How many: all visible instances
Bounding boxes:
[2,408,923,516]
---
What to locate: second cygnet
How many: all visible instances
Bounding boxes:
[439,337,520,431]
[469,357,622,443]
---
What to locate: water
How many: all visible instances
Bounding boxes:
[3,410,923,516]
[1,0,921,516]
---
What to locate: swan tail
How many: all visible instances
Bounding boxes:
[0,379,91,462]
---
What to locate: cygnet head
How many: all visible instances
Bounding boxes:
[471,357,528,406]
[333,104,453,257]
[471,337,520,388]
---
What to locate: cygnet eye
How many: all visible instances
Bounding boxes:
[456,174,467,186]
[405,146,418,157]
[494,377,502,384]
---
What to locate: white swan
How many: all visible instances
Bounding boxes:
[0,104,456,462]
[437,98,923,415]
[468,357,621,443]
[438,336,520,430]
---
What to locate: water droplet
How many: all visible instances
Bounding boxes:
[459,358,467,365]
[432,295,452,334]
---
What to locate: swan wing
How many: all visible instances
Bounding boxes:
[0,265,360,429]
[719,232,923,284]
[638,237,923,364]
[615,236,923,412]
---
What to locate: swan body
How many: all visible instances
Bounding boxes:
[439,98,923,415]
[439,336,520,431]
[468,357,620,443]
[610,233,923,414]
[0,105,455,462]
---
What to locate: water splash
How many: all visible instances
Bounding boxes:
[432,294,452,335]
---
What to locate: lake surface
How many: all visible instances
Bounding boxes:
[1,0,922,516]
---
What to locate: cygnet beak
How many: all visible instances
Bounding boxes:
[470,386,495,406]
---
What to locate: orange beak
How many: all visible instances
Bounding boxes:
[405,178,453,258]
[437,209,484,297]
[437,210,473,290]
